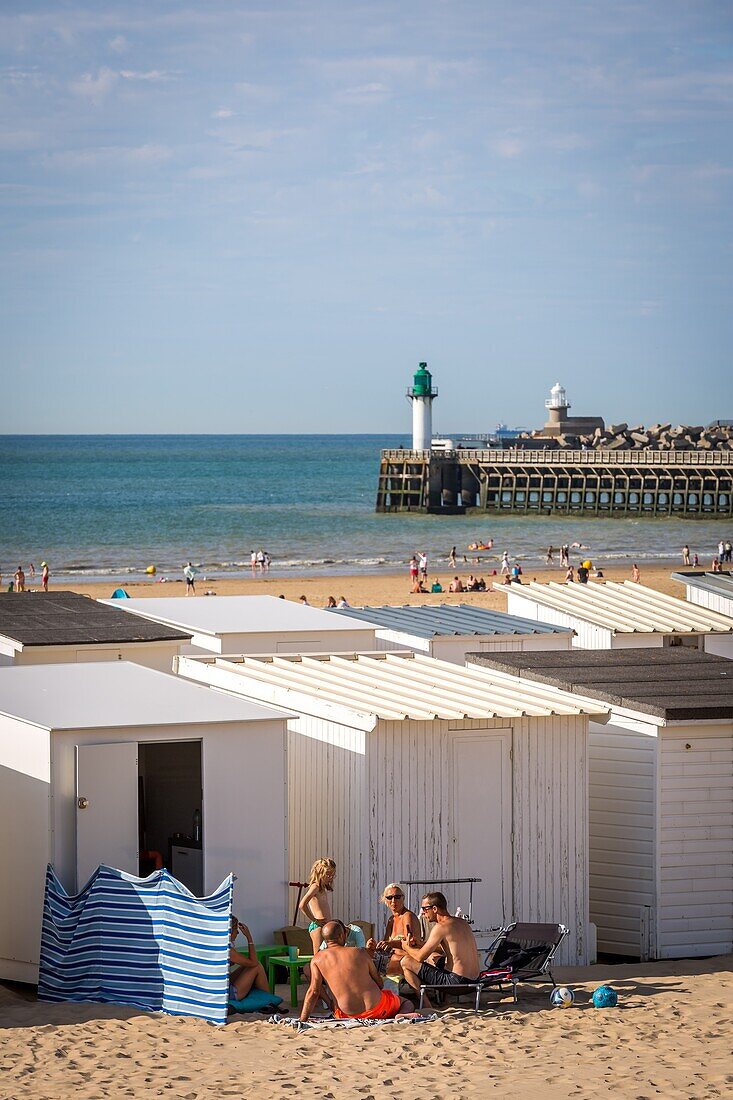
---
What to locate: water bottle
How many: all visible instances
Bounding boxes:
[193,808,202,843]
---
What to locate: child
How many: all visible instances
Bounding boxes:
[229,916,270,1000]
[299,857,336,953]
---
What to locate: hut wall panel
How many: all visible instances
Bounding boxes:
[285,715,367,926]
[686,588,733,619]
[588,724,656,955]
[506,593,612,649]
[658,725,733,958]
[703,635,733,659]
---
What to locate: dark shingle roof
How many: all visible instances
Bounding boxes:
[329,603,572,639]
[0,592,191,647]
[465,648,733,721]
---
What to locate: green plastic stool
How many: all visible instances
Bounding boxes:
[267,954,314,1008]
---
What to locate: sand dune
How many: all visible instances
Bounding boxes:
[2,955,731,1099]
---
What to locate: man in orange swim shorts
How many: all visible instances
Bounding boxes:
[300,920,412,1022]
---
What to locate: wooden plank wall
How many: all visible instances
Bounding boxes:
[658,724,733,958]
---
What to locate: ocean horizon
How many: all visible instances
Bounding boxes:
[1,434,729,584]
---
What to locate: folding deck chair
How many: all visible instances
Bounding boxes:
[417,922,569,1014]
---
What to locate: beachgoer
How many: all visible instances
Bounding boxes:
[577,564,589,584]
[337,596,350,608]
[229,916,270,1000]
[41,562,49,592]
[298,857,336,954]
[511,563,520,581]
[299,595,310,605]
[368,884,422,979]
[560,544,569,568]
[325,596,337,608]
[632,563,641,583]
[712,557,722,573]
[448,576,464,593]
[725,541,732,563]
[546,546,554,565]
[300,920,411,1022]
[409,556,418,584]
[431,579,443,593]
[14,566,25,593]
[502,573,512,586]
[183,561,197,595]
[565,565,574,583]
[448,546,457,568]
[477,577,486,591]
[263,551,271,572]
[418,552,428,581]
[682,545,690,566]
[399,892,481,1008]
[500,551,510,575]
[410,579,427,594]
[718,541,725,562]
[692,552,699,568]
[256,549,266,573]
[28,563,36,578]
[250,550,257,576]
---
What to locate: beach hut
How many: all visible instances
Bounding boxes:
[505,580,733,656]
[328,604,573,663]
[672,570,733,621]
[176,650,610,965]
[0,591,191,671]
[466,649,733,961]
[101,594,377,656]
[0,662,292,983]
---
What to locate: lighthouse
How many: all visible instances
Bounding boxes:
[407,362,438,450]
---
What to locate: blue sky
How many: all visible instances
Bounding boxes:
[1,1,732,433]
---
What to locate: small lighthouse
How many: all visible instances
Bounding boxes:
[407,362,438,450]
[544,381,570,432]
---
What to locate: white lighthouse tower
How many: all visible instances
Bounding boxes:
[407,362,438,451]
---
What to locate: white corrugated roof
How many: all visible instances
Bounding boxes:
[0,662,290,730]
[512,581,733,634]
[194,651,607,722]
[99,595,378,638]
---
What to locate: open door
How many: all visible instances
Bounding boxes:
[451,733,513,930]
[76,742,139,889]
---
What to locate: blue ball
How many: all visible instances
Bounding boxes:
[592,984,618,1008]
[550,986,575,1008]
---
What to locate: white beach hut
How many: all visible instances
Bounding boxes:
[466,649,733,961]
[0,591,191,671]
[672,570,733,620]
[0,662,292,983]
[328,604,573,663]
[101,594,377,656]
[176,650,609,965]
[506,580,733,656]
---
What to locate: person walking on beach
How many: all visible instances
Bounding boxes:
[183,562,197,595]
[560,544,569,568]
[692,552,699,568]
[500,550,510,575]
[14,565,25,593]
[546,546,554,566]
[409,555,419,585]
[448,546,457,568]
[631,563,641,583]
[725,540,732,563]
[250,550,257,576]
[41,561,49,592]
[682,544,690,566]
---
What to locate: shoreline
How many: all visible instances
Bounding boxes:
[41,560,687,604]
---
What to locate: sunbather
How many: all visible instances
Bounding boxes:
[367,883,422,978]
[300,920,412,1022]
[399,892,480,1008]
[229,916,270,1000]
[299,856,336,953]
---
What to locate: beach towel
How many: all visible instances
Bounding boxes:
[38,864,233,1024]
[229,988,283,1013]
[269,1012,438,1032]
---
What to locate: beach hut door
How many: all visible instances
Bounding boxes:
[76,742,139,889]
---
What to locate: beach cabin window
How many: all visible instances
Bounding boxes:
[76,740,203,894]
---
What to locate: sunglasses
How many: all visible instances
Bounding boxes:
[385,894,403,901]
[420,904,436,912]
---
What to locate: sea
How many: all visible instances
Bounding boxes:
[1,435,729,584]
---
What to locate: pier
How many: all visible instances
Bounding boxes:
[375,446,733,517]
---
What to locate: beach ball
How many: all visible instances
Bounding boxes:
[582,560,592,570]
[591,984,618,1008]
[550,986,575,1008]
[146,565,156,575]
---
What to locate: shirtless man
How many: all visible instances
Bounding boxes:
[399,892,480,1008]
[300,920,412,1022]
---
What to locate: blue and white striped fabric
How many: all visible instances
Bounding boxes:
[38,865,233,1024]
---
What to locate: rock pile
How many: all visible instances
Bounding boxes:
[517,421,733,452]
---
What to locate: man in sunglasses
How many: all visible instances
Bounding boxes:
[399,892,480,1007]
[368,883,422,979]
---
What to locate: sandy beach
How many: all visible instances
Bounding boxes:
[50,561,686,607]
[1,955,731,1099]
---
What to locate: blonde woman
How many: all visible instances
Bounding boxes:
[368,883,422,978]
[299,857,336,953]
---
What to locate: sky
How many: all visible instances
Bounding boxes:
[1,1,732,433]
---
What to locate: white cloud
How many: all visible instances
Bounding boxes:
[69,67,118,100]
[119,69,170,82]
[494,137,524,159]
[212,108,235,119]
[108,35,127,54]
[338,82,391,105]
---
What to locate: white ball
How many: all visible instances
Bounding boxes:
[550,985,575,1008]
